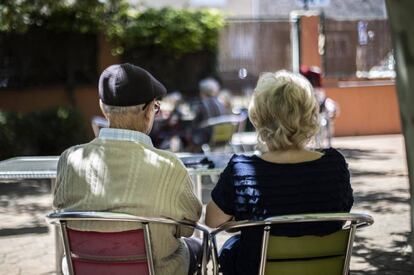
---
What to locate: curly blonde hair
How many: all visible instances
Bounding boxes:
[248,71,320,151]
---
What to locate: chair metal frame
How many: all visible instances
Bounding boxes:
[47,211,210,275]
[209,212,374,275]
[198,114,244,153]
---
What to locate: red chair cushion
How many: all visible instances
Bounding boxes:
[67,229,149,275]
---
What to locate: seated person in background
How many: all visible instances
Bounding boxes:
[188,77,228,151]
[205,70,353,275]
[218,89,234,114]
[53,63,202,275]
[300,65,339,147]
[152,91,186,151]
[194,77,228,124]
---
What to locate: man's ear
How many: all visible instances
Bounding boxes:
[99,100,109,120]
[143,101,154,120]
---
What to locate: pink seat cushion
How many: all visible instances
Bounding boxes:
[72,261,149,275]
[67,229,149,275]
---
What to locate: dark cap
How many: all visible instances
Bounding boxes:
[99,63,167,106]
[299,65,322,88]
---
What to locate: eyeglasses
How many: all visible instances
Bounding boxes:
[143,100,161,115]
[154,101,161,115]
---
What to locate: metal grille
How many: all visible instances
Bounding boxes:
[218,19,292,93]
[323,19,393,78]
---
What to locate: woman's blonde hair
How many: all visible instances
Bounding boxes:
[248,70,320,151]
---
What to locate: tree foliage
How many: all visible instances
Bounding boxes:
[117,8,224,56]
[0,1,224,55]
[0,0,134,34]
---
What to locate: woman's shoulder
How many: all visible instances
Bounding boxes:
[230,153,256,161]
[317,148,350,178]
[320,148,347,163]
[227,154,263,166]
[219,154,262,177]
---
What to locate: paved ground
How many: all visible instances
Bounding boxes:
[0,134,412,274]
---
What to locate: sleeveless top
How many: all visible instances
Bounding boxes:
[211,148,353,275]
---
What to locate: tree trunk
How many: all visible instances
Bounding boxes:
[386,0,414,264]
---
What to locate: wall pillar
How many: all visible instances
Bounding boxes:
[299,13,323,69]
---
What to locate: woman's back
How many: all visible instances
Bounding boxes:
[206,70,354,275]
[211,148,353,275]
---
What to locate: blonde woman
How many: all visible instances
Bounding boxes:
[205,71,353,275]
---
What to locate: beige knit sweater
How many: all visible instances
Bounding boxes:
[53,130,202,275]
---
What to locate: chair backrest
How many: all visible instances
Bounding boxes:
[47,211,210,275]
[210,123,236,145]
[265,229,349,275]
[210,213,374,275]
[66,228,150,275]
[198,115,242,151]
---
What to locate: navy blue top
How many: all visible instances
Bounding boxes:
[211,148,353,275]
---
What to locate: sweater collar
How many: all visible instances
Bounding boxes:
[98,128,153,147]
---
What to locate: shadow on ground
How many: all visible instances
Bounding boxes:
[337,148,394,161]
[0,180,51,197]
[351,232,413,275]
[0,226,49,237]
[0,180,51,236]
[354,190,410,214]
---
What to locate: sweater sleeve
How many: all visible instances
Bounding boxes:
[53,150,69,210]
[175,171,202,237]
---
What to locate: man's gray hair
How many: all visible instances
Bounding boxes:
[199,77,220,97]
[100,100,144,115]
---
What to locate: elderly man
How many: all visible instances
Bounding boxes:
[53,63,202,275]
[189,77,228,152]
[194,77,227,125]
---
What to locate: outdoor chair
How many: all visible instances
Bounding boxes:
[46,211,210,275]
[91,116,109,137]
[210,212,374,275]
[198,114,244,153]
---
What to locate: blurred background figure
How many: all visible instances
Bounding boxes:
[187,77,228,152]
[300,65,339,148]
[151,91,187,152]
[218,89,234,114]
[194,77,228,124]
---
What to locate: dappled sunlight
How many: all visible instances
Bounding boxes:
[69,149,108,197]
[333,135,411,274]
[143,148,173,168]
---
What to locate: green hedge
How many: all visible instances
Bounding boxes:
[0,1,224,55]
[116,8,224,56]
[0,107,88,160]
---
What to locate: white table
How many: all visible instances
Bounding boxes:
[0,156,59,180]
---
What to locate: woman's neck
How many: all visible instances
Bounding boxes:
[260,148,324,164]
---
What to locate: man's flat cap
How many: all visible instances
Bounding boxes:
[99,63,167,106]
